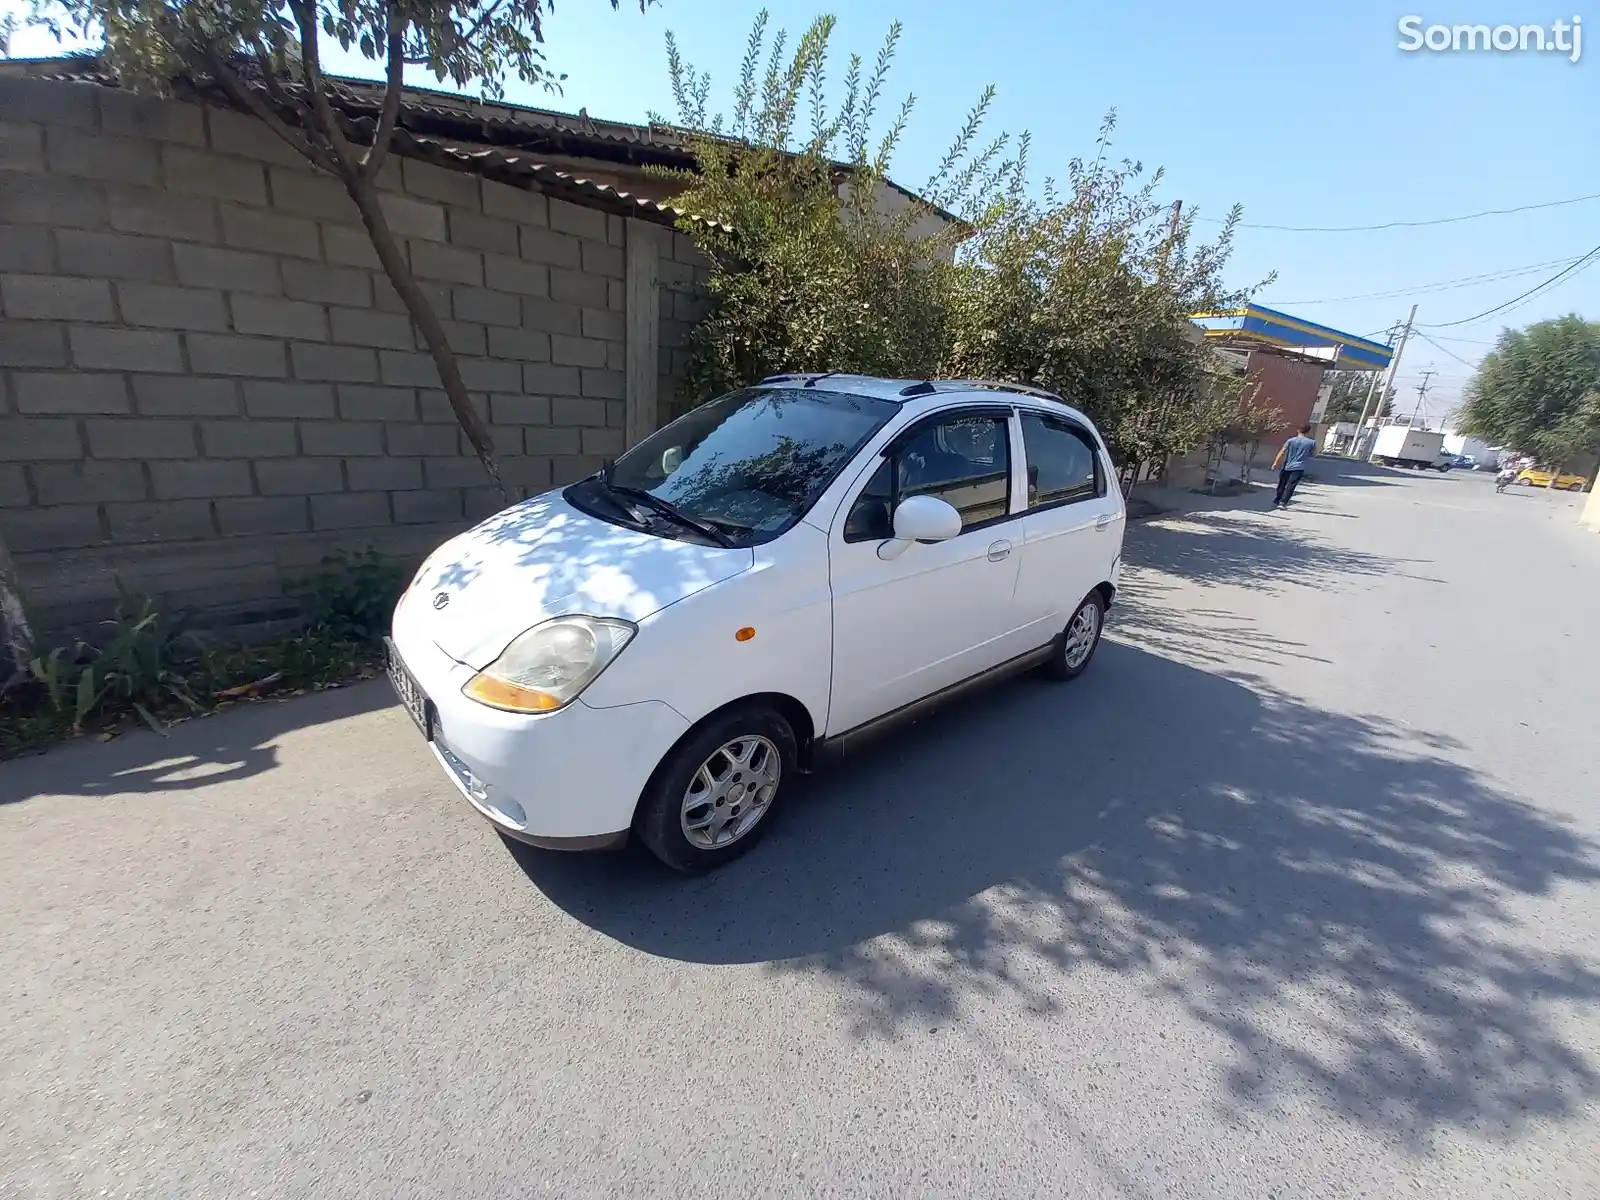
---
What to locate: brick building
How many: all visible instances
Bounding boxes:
[1191,304,1396,441]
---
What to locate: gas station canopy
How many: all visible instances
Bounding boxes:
[1190,304,1395,372]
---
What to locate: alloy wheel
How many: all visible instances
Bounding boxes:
[680,735,782,850]
[1063,601,1101,670]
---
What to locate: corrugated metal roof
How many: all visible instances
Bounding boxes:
[1,59,723,230]
[388,127,730,231]
[4,56,962,229]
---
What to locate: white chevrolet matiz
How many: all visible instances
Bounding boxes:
[388,374,1126,871]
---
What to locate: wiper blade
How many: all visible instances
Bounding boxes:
[603,482,736,548]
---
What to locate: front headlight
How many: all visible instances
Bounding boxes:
[461,616,636,713]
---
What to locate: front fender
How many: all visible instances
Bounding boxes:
[580,523,833,738]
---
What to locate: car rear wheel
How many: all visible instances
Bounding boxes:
[633,703,797,873]
[1040,591,1106,682]
[1569,482,1585,492]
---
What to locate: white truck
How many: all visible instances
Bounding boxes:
[1369,426,1450,471]
[1442,433,1499,470]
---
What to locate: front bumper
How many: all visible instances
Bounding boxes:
[386,623,691,848]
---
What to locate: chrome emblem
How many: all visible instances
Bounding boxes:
[432,592,450,610]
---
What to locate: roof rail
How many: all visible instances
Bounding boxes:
[759,371,838,385]
[938,379,1066,403]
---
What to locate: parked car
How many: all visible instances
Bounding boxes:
[387,374,1127,871]
[1516,468,1589,491]
[1451,454,1476,470]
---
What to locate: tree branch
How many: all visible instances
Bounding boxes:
[246,34,315,122]
[359,0,407,181]
[197,44,339,175]
[456,0,515,50]
[288,0,357,176]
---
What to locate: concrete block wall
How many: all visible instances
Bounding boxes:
[658,231,713,424]
[0,74,702,640]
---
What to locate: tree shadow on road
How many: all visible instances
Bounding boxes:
[1112,574,1332,673]
[516,643,1600,1151]
[0,680,394,805]
[1299,459,1405,488]
[1122,510,1409,592]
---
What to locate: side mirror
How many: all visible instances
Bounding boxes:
[877,495,962,560]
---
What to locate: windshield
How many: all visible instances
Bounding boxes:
[575,387,899,546]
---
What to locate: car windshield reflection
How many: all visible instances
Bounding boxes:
[574,387,899,546]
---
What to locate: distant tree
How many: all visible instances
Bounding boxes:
[30,0,649,499]
[1198,373,1249,491]
[1231,387,1283,485]
[1322,369,1393,424]
[1460,315,1600,488]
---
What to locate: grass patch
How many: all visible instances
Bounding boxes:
[0,551,404,762]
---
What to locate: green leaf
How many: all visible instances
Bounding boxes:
[132,702,169,736]
[74,667,100,725]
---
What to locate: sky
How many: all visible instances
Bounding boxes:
[7,0,1599,427]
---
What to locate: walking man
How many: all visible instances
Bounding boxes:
[1272,424,1317,509]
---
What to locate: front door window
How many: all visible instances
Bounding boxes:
[842,412,1013,541]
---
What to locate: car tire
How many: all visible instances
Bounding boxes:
[1040,590,1107,682]
[633,704,797,873]
[1519,478,1533,486]
[1569,483,1585,492]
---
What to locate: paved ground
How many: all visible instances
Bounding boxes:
[4,461,1600,1199]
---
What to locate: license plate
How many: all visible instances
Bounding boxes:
[385,639,432,739]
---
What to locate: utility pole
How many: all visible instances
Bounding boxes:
[1161,199,1183,275]
[1409,369,1436,428]
[1357,303,1417,458]
[1351,319,1399,452]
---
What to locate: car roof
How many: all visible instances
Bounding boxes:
[750,373,1095,429]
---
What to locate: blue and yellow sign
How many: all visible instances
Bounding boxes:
[1190,305,1395,372]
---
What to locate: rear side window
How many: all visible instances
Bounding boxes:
[843,412,1012,541]
[1021,412,1103,508]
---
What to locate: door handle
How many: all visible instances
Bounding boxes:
[1095,514,1113,531]
[986,539,1012,562]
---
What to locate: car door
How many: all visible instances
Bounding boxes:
[824,406,1031,736]
[1012,409,1123,634]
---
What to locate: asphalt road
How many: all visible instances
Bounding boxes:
[4,461,1600,1199]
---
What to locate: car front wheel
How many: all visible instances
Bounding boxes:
[633,704,797,873]
[1040,591,1107,682]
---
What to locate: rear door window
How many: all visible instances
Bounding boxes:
[1020,412,1103,509]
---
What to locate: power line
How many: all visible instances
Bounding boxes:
[1194,191,1600,233]
[1413,331,1479,370]
[1423,332,1498,346]
[1422,242,1600,328]
[1266,257,1582,306]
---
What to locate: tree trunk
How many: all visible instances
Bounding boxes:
[0,531,34,691]
[1549,461,1563,489]
[343,169,508,503]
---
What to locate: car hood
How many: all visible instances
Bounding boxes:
[406,491,754,669]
